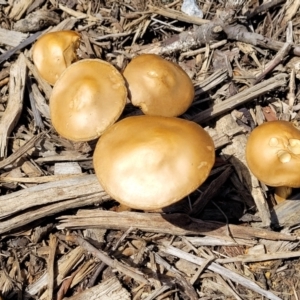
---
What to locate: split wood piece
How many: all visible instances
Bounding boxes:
[205,130,231,149]
[0,175,110,234]
[48,234,58,300]
[162,245,282,300]
[194,68,228,97]
[271,199,300,227]
[216,249,300,264]
[147,5,210,26]
[224,23,300,55]
[24,56,52,100]
[58,4,100,23]
[49,17,78,32]
[66,234,149,284]
[62,276,131,300]
[0,174,104,218]
[150,252,198,300]
[26,76,44,130]
[0,30,43,65]
[0,53,26,159]
[142,286,175,300]
[45,260,97,300]
[26,246,85,296]
[9,0,35,20]
[57,210,298,242]
[31,82,50,119]
[191,73,288,124]
[0,191,109,235]
[0,27,28,47]
[69,260,97,289]
[254,42,291,84]
[0,132,44,169]
[27,0,46,14]
[179,39,227,60]
[185,236,256,247]
[34,154,91,164]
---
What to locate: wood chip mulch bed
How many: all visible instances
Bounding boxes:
[1,0,300,299]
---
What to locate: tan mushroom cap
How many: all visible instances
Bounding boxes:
[123,54,195,117]
[93,115,215,210]
[50,59,127,142]
[246,120,300,187]
[32,30,81,85]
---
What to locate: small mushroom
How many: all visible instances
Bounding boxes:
[32,30,81,85]
[93,115,215,210]
[123,54,194,117]
[246,120,300,202]
[50,59,127,142]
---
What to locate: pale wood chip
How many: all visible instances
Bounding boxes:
[62,276,131,300]
[48,234,58,300]
[0,28,28,47]
[9,0,35,20]
[26,246,85,296]
[0,53,27,159]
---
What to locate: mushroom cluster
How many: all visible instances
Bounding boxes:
[32,30,216,210]
[246,120,300,202]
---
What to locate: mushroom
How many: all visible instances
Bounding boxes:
[123,54,194,117]
[32,30,81,85]
[93,115,215,210]
[246,120,300,202]
[50,59,127,142]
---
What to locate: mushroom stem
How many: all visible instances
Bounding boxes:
[274,186,292,204]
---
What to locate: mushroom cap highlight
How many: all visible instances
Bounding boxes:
[123,54,195,117]
[246,120,300,187]
[32,30,81,85]
[50,59,127,142]
[93,115,215,210]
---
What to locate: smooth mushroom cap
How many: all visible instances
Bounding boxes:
[246,120,300,187]
[123,54,195,117]
[50,59,127,142]
[32,30,81,85]
[93,115,215,210]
